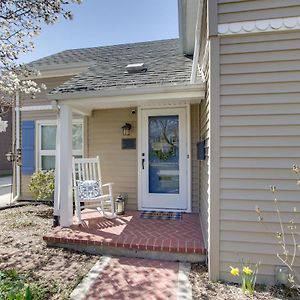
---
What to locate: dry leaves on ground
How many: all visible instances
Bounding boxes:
[0,204,98,300]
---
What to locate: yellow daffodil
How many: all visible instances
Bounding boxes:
[243,266,253,276]
[230,266,239,276]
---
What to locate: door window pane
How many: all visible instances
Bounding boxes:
[41,125,56,150]
[148,115,179,194]
[41,155,55,170]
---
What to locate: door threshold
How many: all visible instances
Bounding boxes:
[140,208,190,213]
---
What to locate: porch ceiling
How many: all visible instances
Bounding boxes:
[50,83,205,115]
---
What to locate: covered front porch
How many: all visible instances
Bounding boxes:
[46,84,207,261]
[52,84,205,227]
[44,209,206,262]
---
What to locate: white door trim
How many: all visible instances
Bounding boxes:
[137,104,191,212]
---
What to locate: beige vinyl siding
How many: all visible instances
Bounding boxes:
[87,108,138,210]
[218,0,300,24]
[219,31,300,283]
[199,93,209,244]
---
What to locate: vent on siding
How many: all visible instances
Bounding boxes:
[125,63,147,74]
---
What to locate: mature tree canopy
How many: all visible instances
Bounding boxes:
[0,0,81,115]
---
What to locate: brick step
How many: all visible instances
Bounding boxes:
[44,236,206,263]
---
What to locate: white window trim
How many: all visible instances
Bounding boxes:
[36,119,84,171]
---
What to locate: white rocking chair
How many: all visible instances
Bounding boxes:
[72,156,116,223]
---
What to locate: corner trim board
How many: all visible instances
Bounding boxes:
[218,16,300,35]
[208,36,220,282]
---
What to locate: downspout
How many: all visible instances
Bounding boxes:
[190,0,203,84]
[13,92,20,202]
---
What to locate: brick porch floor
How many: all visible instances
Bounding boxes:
[43,210,206,261]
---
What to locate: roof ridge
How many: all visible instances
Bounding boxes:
[28,38,180,65]
[63,38,179,53]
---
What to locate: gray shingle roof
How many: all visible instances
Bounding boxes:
[30,39,196,95]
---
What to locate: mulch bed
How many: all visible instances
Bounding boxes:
[190,263,300,300]
[0,204,98,299]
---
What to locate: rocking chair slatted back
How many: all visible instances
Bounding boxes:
[72,156,102,183]
[72,156,116,223]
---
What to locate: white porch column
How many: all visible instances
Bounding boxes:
[54,115,60,216]
[56,104,73,227]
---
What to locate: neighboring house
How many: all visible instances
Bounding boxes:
[15,0,300,284]
[0,108,12,176]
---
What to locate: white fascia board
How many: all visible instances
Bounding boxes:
[50,84,205,110]
[19,101,58,112]
[20,62,93,80]
[48,83,205,101]
[19,105,53,112]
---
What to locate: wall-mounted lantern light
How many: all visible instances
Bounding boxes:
[6,148,22,166]
[122,123,132,136]
[5,151,14,162]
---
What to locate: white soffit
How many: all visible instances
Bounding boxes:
[218,16,300,35]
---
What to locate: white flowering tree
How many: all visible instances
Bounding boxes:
[0,0,82,116]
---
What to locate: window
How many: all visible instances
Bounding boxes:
[37,120,84,170]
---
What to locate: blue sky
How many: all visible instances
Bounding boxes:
[19,0,178,63]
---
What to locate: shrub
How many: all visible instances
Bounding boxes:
[29,170,55,201]
[256,164,300,287]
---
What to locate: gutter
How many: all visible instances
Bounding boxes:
[190,0,204,83]
[47,83,205,101]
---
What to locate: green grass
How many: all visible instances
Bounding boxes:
[0,270,50,300]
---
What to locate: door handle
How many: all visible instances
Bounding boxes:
[142,158,145,169]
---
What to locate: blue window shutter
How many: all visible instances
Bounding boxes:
[22,120,35,175]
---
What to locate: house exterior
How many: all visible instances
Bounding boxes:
[0,108,12,176]
[16,0,300,284]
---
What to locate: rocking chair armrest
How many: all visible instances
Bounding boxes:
[102,182,114,187]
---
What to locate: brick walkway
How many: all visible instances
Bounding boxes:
[70,256,191,300]
[44,210,206,255]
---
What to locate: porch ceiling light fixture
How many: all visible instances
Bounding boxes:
[125,63,147,73]
[122,123,132,136]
